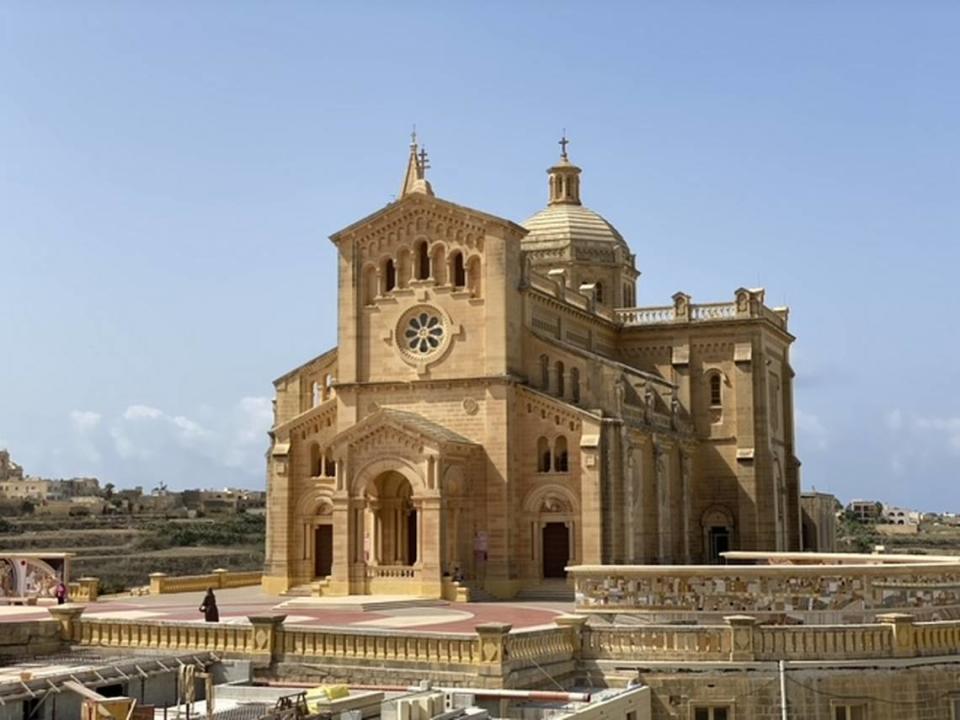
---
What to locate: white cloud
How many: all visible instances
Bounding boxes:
[106,398,271,477]
[795,408,828,451]
[70,410,102,432]
[123,405,164,420]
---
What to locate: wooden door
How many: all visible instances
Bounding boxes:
[542,522,570,578]
[315,525,333,578]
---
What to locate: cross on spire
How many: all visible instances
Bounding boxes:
[418,147,430,178]
[559,131,570,160]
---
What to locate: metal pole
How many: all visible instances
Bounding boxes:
[779,659,788,720]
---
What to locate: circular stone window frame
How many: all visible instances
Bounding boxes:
[393,303,459,375]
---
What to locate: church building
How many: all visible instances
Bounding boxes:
[262,137,800,598]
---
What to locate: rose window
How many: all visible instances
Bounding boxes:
[403,312,445,354]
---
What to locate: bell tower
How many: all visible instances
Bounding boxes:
[547,133,582,205]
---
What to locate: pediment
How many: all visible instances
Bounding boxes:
[328,407,476,455]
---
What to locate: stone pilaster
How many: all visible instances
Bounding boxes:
[725,614,757,662]
[475,622,512,688]
[247,614,287,668]
[878,612,916,658]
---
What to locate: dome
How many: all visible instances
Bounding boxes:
[521,203,627,251]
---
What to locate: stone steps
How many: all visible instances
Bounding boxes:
[515,580,575,602]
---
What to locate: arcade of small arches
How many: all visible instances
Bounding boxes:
[536,436,570,473]
[362,238,482,306]
[538,354,582,405]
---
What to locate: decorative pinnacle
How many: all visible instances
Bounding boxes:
[559,130,569,160]
[411,124,417,148]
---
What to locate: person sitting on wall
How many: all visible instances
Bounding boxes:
[199,588,219,622]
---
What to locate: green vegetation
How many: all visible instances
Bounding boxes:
[135,513,265,550]
[836,512,879,553]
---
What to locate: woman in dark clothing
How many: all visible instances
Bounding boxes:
[199,588,219,622]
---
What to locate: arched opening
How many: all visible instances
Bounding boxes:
[366,471,418,566]
[539,354,550,391]
[309,443,322,477]
[709,373,723,407]
[384,259,397,292]
[313,500,333,578]
[450,251,466,288]
[702,505,735,563]
[537,437,551,473]
[594,281,604,304]
[363,265,377,305]
[416,240,430,280]
[324,454,336,478]
[570,367,580,404]
[431,245,446,284]
[467,256,482,296]
[554,436,569,473]
[555,361,565,398]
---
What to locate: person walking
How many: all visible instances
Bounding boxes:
[199,588,219,622]
[55,581,68,605]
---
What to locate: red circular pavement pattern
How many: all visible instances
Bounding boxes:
[1,590,567,635]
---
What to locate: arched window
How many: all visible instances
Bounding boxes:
[709,373,723,407]
[554,436,569,472]
[537,437,551,472]
[416,240,430,280]
[570,367,580,404]
[431,245,446,284]
[556,361,565,398]
[451,251,466,288]
[539,354,550,391]
[595,281,604,304]
[384,259,397,292]
[309,443,322,477]
[324,454,336,478]
[363,265,378,305]
[312,382,323,407]
[467,256,482,296]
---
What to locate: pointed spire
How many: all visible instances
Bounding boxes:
[547,131,582,205]
[400,126,434,198]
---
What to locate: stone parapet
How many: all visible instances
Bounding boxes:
[569,552,960,623]
[149,569,262,594]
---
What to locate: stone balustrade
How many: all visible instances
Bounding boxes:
[67,576,100,602]
[148,568,262,594]
[44,607,960,685]
[569,552,960,623]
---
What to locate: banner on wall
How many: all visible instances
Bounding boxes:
[0,555,67,599]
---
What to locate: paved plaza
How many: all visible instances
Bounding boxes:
[1,587,570,634]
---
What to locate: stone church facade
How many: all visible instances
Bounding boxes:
[262,138,800,598]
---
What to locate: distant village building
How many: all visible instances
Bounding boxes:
[882,504,921,526]
[846,499,883,523]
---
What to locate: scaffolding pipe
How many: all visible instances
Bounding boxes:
[261,681,591,702]
[779,660,788,720]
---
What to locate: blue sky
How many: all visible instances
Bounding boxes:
[1,3,957,508]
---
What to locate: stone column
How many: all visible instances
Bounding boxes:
[475,623,512,688]
[878,612,916,658]
[725,615,757,662]
[330,496,351,595]
[48,605,85,643]
[419,496,443,596]
[247,614,287,668]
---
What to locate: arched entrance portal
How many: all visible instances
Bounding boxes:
[701,505,735,564]
[365,471,419,566]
